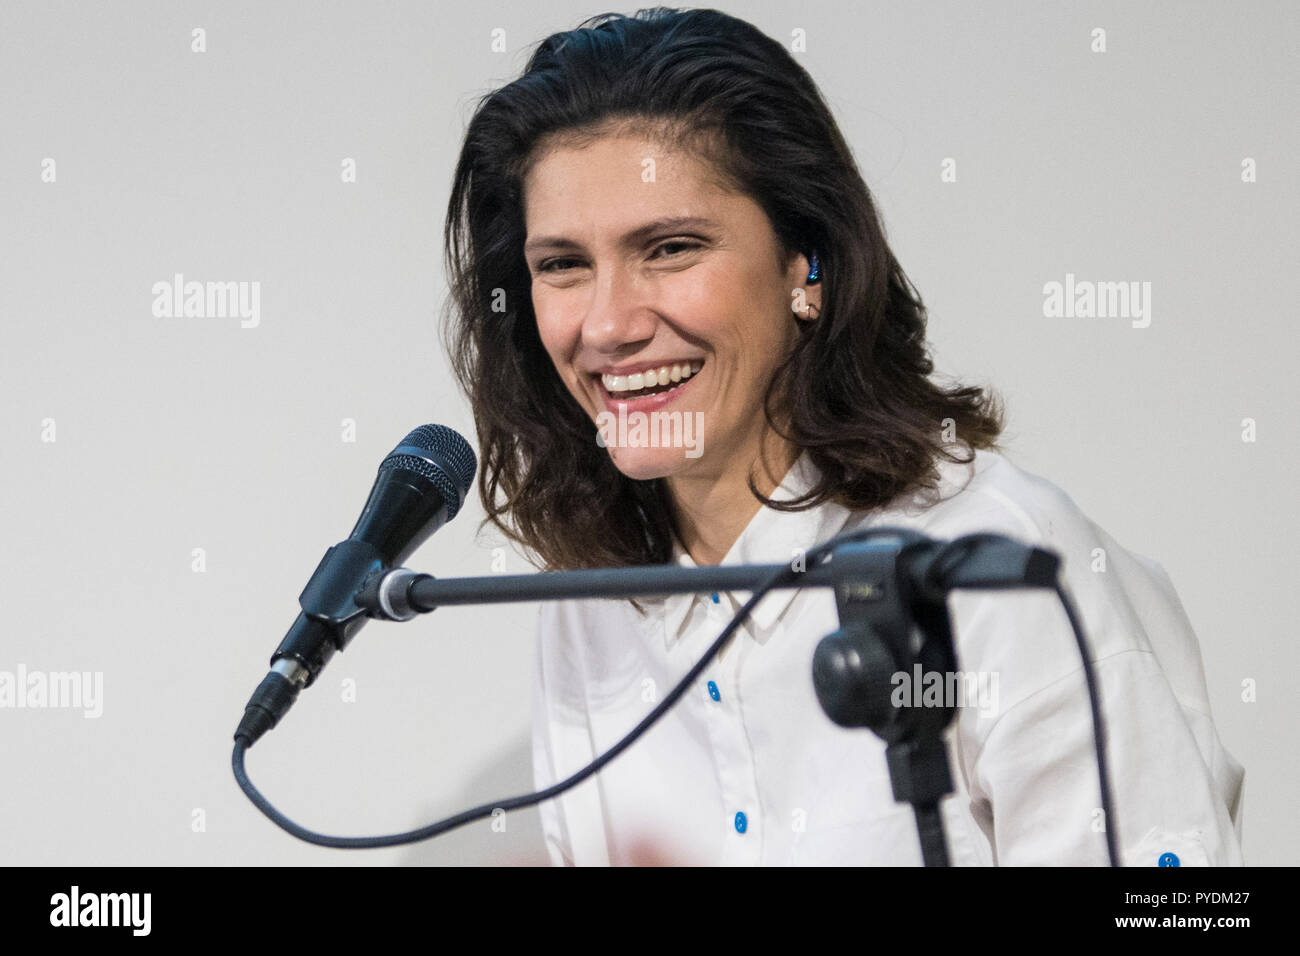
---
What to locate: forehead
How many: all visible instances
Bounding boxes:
[522,130,734,227]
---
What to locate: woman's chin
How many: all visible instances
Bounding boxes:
[606,445,700,481]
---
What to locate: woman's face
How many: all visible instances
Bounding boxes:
[522,130,818,482]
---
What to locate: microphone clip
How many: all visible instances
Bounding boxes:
[273,539,385,682]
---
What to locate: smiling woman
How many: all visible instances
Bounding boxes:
[525,129,826,497]
[440,8,1243,868]
[442,9,1007,574]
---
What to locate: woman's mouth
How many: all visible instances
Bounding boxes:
[595,360,704,412]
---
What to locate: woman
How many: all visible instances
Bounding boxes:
[442,8,1243,865]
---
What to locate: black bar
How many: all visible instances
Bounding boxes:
[404,542,906,608]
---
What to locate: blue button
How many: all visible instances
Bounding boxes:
[710,592,720,604]
[707,680,721,702]
[734,811,747,833]
[1158,852,1180,867]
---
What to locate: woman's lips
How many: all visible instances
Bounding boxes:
[597,361,703,415]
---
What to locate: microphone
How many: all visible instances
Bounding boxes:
[234,424,477,748]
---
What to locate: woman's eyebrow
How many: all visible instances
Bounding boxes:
[524,216,719,255]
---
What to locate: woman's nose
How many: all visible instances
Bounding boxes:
[580,265,658,353]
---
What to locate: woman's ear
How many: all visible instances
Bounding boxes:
[789,250,822,321]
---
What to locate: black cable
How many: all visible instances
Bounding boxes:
[916,534,1119,864]
[1053,579,1120,866]
[920,535,1118,865]
[232,525,857,849]
[233,527,1119,865]
[913,804,950,867]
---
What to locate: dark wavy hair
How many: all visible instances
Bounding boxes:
[442,6,1007,573]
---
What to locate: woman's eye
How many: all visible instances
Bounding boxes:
[538,258,579,273]
[536,240,700,274]
[651,240,701,259]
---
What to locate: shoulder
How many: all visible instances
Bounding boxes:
[857,447,1162,661]
[875,447,1100,551]
[863,448,1221,708]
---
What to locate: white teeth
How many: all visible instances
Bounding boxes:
[602,361,702,393]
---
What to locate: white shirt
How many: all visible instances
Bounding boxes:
[530,449,1245,865]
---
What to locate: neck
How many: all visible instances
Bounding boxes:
[666,428,800,566]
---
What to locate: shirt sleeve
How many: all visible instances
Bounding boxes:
[531,603,576,867]
[948,580,1245,867]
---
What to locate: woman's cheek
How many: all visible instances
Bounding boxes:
[532,312,568,368]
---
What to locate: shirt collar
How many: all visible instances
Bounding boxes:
[658,451,855,647]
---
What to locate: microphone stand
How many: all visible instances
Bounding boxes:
[353,529,1054,865]
[813,536,960,866]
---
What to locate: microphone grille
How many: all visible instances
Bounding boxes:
[384,425,478,521]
